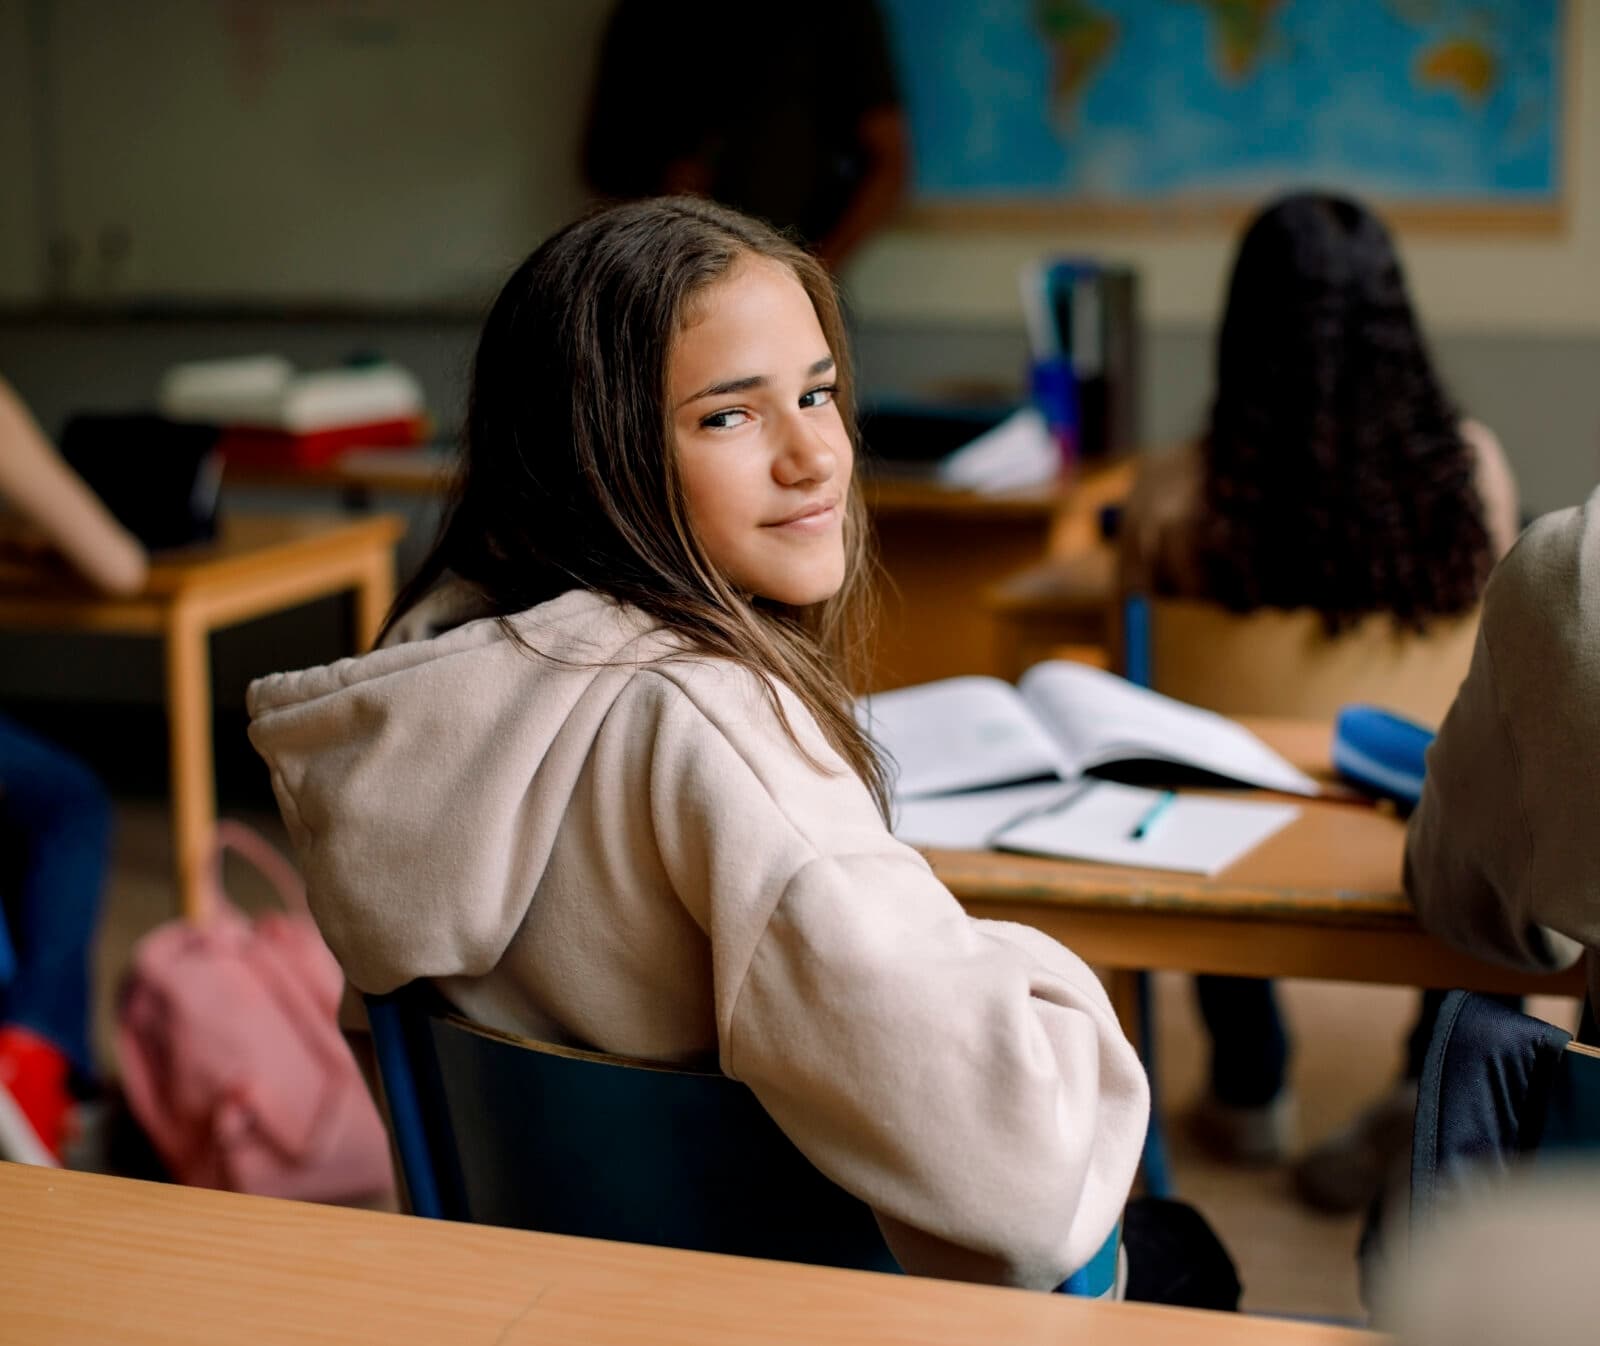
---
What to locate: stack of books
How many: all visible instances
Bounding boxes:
[158,355,428,468]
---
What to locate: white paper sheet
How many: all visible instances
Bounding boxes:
[993,781,1300,876]
[892,780,1081,850]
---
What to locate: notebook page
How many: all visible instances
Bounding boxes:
[860,677,1065,800]
[892,781,1081,850]
[994,781,1301,876]
[1017,662,1318,797]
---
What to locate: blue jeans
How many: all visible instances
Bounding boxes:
[1203,980,1538,1107]
[1196,975,1288,1107]
[0,714,109,1076]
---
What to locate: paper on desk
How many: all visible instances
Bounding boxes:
[892,780,1079,850]
[994,781,1300,876]
[936,408,1059,493]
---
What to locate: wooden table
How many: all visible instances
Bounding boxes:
[0,514,404,919]
[0,1164,1380,1346]
[863,474,1064,689]
[931,718,1586,1036]
[227,450,1136,691]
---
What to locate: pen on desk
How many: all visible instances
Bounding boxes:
[1128,790,1177,841]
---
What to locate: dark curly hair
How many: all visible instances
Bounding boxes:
[1193,192,1492,633]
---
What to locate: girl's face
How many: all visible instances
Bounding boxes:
[669,257,852,607]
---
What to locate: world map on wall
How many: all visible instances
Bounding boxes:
[879,0,1562,203]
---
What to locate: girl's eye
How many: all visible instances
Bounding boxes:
[800,384,837,410]
[700,408,752,430]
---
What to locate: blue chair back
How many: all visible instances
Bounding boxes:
[366,984,898,1272]
[365,985,1118,1294]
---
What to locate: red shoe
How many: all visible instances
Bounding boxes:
[0,1025,70,1165]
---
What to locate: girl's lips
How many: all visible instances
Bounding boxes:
[764,500,839,529]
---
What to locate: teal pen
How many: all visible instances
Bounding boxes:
[1128,790,1177,840]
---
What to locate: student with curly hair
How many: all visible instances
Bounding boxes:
[1120,193,1520,1201]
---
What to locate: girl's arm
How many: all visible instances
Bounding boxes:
[641,664,1149,1291]
[0,377,148,594]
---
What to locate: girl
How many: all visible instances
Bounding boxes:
[1121,191,1518,620]
[1119,193,1519,1202]
[250,198,1227,1298]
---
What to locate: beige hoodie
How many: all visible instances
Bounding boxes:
[247,588,1148,1290]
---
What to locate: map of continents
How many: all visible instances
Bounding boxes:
[880,0,1561,202]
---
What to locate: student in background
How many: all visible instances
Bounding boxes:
[249,197,1237,1306]
[1406,488,1600,1039]
[0,375,146,1164]
[582,0,909,271]
[1119,193,1520,1193]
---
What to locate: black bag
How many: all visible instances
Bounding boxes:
[60,414,222,551]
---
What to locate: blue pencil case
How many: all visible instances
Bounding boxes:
[1331,705,1435,808]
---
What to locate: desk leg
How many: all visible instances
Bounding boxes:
[1108,968,1142,1045]
[164,604,216,921]
[352,550,397,653]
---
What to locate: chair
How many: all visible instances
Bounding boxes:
[1118,597,1478,1200]
[1128,598,1481,725]
[364,985,1120,1295]
[1411,990,1600,1233]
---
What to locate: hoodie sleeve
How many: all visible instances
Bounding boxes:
[634,664,1149,1291]
[1405,502,1594,976]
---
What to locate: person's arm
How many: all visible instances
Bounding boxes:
[1459,419,1521,560]
[640,664,1148,1290]
[813,1,909,270]
[1405,504,1597,973]
[814,106,909,271]
[0,377,147,594]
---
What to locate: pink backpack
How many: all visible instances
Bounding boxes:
[117,821,394,1203]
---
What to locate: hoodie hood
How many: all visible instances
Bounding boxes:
[247,588,679,993]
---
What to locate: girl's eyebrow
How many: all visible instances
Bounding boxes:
[678,356,835,408]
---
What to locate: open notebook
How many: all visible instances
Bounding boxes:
[860,662,1311,874]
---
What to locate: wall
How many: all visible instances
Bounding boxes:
[0,0,609,306]
[0,0,41,303]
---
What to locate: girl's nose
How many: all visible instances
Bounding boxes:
[774,415,838,486]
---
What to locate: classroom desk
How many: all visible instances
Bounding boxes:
[930,718,1587,1036]
[862,473,1067,688]
[0,514,403,920]
[226,450,1135,690]
[0,1163,1380,1346]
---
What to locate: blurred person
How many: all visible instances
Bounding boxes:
[0,374,146,1163]
[582,0,909,271]
[1383,1168,1599,1346]
[1406,485,1600,1045]
[1119,193,1519,1192]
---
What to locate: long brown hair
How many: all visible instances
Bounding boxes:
[382,196,889,816]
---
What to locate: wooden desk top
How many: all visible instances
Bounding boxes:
[0,1165,1378,1346]
[931,718,1407,926]
[0,513,405,604]
[863,472,1068,519]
